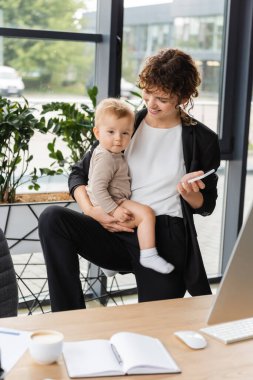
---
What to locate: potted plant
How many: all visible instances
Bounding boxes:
[0,96,48,203]
[40,86,98,174]
[0,88,99,256]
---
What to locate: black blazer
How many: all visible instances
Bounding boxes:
[68,108,221,296]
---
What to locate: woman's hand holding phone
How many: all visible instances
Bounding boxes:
[187,169,215,183]
[177,169,215,209]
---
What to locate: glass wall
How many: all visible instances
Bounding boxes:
[122,1,224,133]
[0,37,95,101]
[0,0,97,101]
[173,16,223,51]
[0,0,97,33]
[244,93,253,221]
[0,1,98,177]
[122,0,226,277]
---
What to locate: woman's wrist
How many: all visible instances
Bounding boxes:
[74,185,93,215]
[183,191,204,209]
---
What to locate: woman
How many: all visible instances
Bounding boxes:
[39,48,220,312]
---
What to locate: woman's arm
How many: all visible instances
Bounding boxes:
[180,124,220,214]
[192,129,220,215]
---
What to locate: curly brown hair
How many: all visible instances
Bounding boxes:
[138,48,201,124]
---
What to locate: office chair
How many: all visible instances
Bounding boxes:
[0,228,18,317]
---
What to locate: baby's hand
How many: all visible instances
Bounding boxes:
[112,206,134,223]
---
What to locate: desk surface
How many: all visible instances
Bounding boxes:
[1,295,252,380]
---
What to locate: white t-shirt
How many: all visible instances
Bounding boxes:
[125,120,186,217]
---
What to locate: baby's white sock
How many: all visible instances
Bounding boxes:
[140,248,174,274]
[101,268,118,277]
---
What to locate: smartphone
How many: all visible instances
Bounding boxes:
[188,169,215,184]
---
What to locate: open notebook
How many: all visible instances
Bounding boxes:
[63,331,181,378]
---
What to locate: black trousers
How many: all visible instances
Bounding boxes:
[38,206,187,312]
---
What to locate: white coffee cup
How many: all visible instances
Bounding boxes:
[29,330,64,365]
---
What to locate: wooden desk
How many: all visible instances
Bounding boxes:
[1,295,253,380]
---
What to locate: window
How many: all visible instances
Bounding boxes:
[0,1,99,101]
[0,1,97,33]
[0,37,95,100]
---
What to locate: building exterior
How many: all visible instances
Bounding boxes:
[122,0,224,94]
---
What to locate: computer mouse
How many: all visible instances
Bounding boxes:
[174,330,207,349]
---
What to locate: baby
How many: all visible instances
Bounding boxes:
[87,98,174,276]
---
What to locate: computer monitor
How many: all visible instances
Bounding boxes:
[207,202,253,325]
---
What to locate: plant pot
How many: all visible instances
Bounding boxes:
[0,194,79,255]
